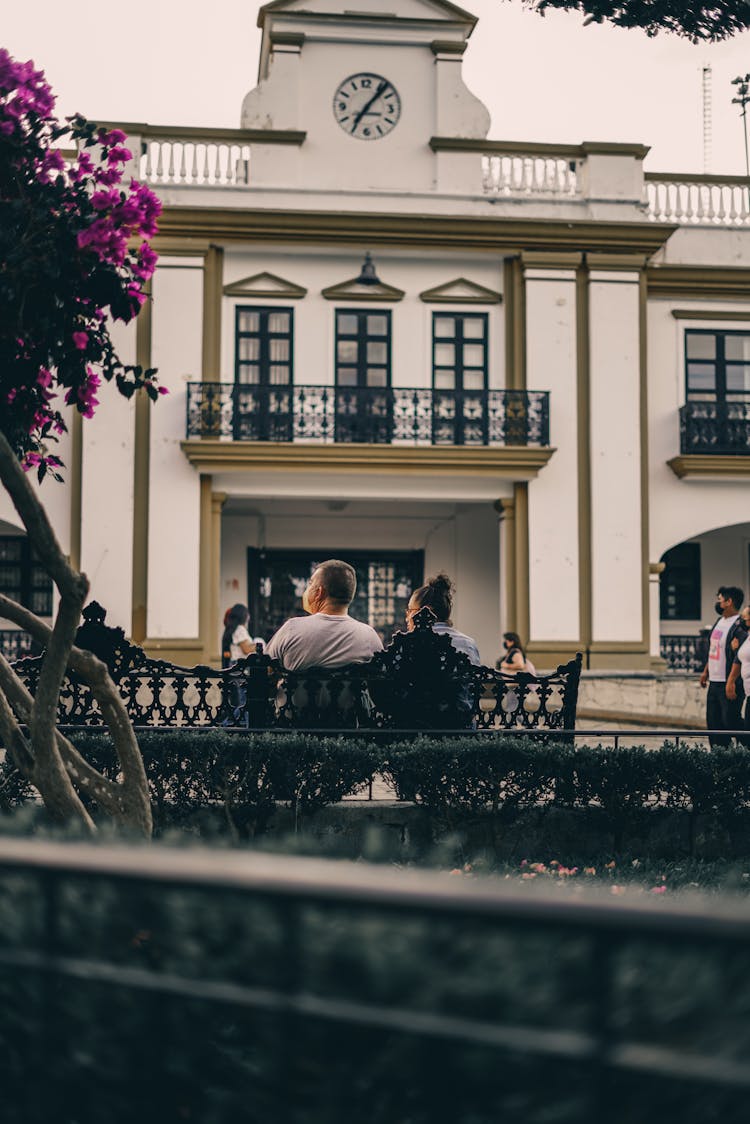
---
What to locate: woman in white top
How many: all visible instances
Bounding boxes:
[221,603,259,667]
[727,606,750,731]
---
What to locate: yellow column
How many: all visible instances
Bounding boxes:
[131,285,152,643]
[210,491,227,666]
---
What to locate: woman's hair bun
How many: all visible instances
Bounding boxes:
[429,573,452,592]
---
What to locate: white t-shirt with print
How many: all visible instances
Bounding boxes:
[708,615,738,682]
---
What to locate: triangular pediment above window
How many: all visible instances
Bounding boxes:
[223,272,308,299]
[419,278,502,304]
[321,277,405,303]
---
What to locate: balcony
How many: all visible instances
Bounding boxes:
[185,383,550,447]
[679,401,750,455]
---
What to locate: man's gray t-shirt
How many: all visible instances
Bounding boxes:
[265,613,383,671]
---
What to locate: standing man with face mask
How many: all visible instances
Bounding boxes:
[699,586,748,748]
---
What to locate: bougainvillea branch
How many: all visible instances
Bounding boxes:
[0,51,161,832]
[0,48,165,481]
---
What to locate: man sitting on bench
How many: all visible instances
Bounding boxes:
[265,559,383,670]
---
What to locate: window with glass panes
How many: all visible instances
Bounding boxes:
[234,307,293,385]
[659,542,701,620]
[335,310,391,387]
[685,329,750,402]
[0,537,53,616]
[432,313,488,391]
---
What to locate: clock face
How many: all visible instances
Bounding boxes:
[333,73,401,140]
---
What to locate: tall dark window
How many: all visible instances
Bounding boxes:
[334,310,392,442]
[431,312,489,445]
[432,312,488,391]
[685,330,750,403]
[660,542,701,620]
[335,310,391,388]
[0,537,53,617]
[235,307,293,386]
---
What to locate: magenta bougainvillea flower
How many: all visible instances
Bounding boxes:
[0,48,166,479]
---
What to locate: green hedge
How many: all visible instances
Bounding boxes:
[4,732,750,855]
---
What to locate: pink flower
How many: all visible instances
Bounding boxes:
[650,886,667,895]
[72,331,88,350]
[157,385,169,396]
[36,367,52,387]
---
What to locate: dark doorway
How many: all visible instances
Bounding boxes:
[247,548,424,645]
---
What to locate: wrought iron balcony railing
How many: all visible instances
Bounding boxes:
[679,401,750,455]
[660,633,707,673]
[0,630,35,662]
[186,383,550,447]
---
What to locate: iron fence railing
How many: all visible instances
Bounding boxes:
[0,629,35,662]
[186,382,551,447]
[679,400,750,455]
[0,837,749,1123]
[659,633,707,673]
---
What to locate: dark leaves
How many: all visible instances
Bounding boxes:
[525,0,750,40]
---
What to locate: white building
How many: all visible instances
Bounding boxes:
[2,0,749,674]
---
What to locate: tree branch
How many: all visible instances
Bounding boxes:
[0,594,152,834]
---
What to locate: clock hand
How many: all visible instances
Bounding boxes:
[352,80,387,130]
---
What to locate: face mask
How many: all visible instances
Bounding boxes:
[715,601,723,614]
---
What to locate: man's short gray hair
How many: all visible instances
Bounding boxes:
[312,559,356,606]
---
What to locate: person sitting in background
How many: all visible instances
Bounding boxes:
[221,604,260,668]
[265,559,383,671]
[405,573,480,664]
[497,631,535,675]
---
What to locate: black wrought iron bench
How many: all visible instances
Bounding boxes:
[12,602,582,733]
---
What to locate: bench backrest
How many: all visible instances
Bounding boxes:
[12,602,582,731]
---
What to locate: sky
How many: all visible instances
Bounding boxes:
[3,0,750,174]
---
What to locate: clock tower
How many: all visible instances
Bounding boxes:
[241,0,490,192]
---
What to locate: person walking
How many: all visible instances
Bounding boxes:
[265,559,383,670]
[726,604,750,734]
[699,586,748,748]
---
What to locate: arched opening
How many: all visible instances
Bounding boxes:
[658,521,750,670]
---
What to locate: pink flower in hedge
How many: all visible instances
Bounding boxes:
[157,385,169,396]
[72,331,88,351]
[36,367,52,388]
[650,886,667,894]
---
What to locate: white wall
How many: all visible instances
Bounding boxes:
[589,270,643,643]
[525,270,580,642]
[79,318,136,630]
[648,299,750,563]
[221,247,504,393]
[147,261,203,638]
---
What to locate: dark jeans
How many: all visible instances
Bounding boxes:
[706,680,743,749]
